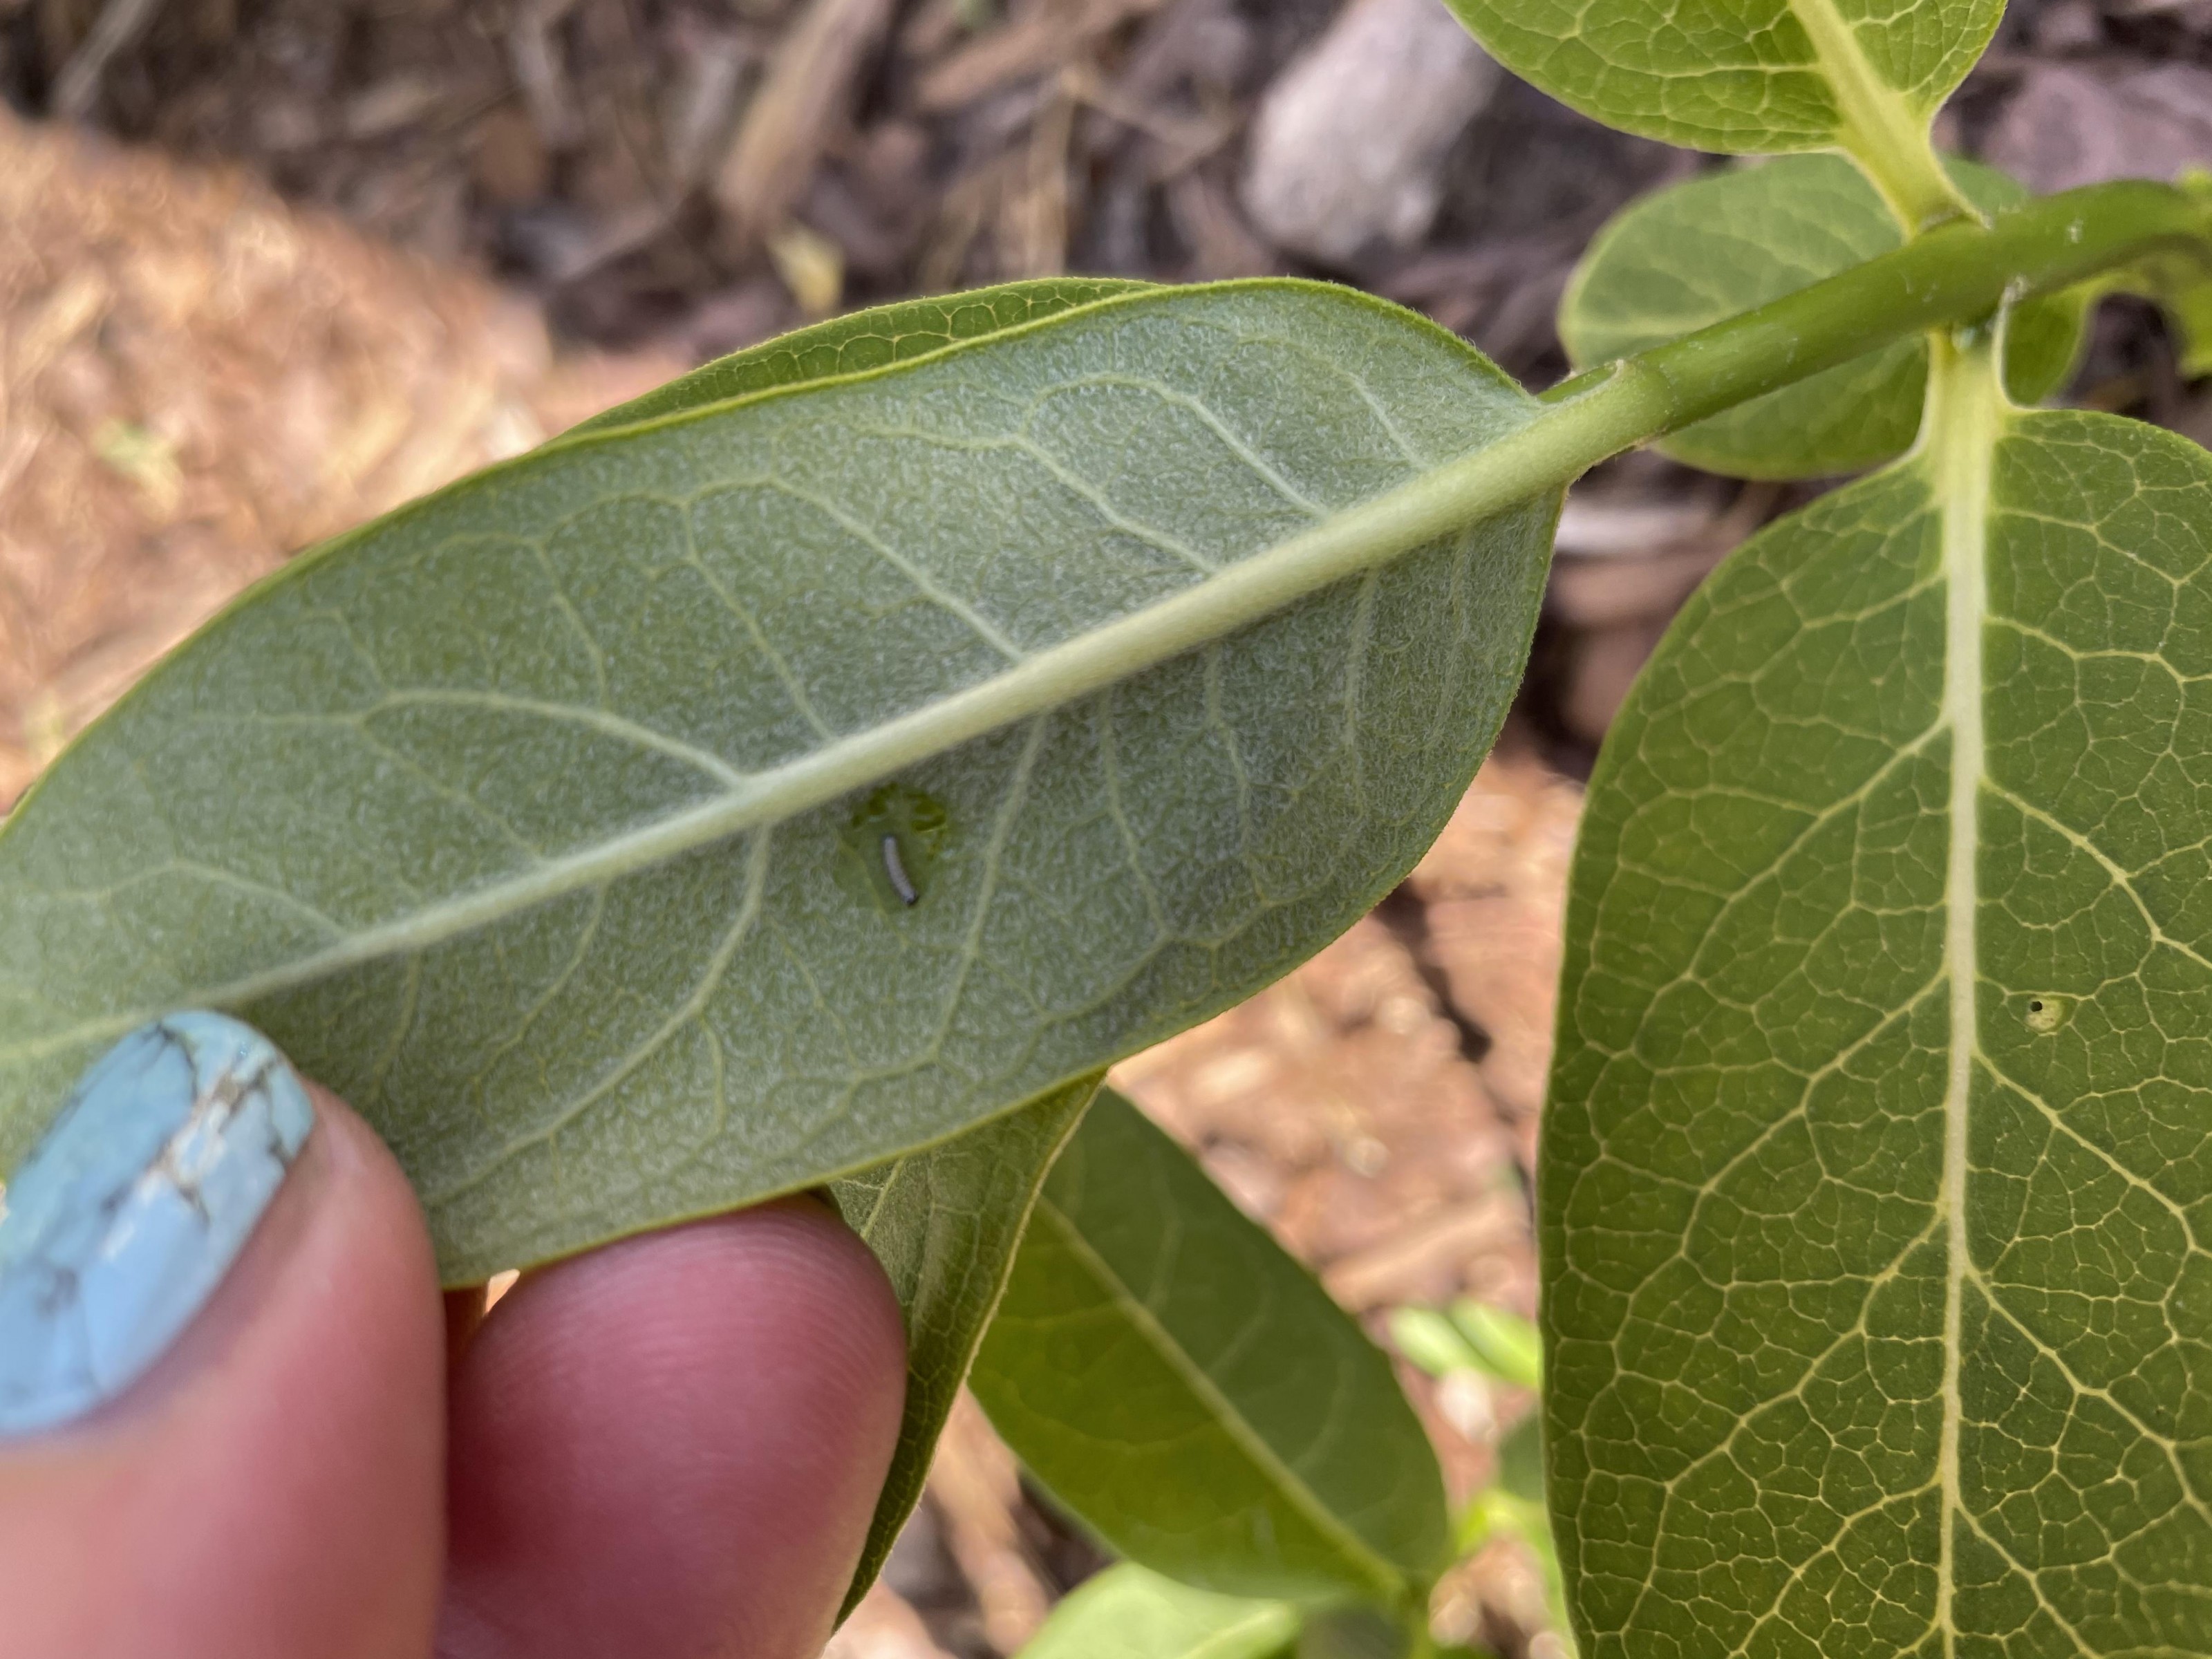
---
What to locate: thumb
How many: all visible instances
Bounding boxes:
[0,1013,445,1659]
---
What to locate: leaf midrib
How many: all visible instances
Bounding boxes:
[1784,0,1969,228]
[1031,1194,1408,1604]
[1929,335,2002,1647]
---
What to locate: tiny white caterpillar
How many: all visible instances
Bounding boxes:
[880,834,919,906]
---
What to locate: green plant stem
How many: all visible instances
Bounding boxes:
[1540,180,2208,418]
[1197,178,2212,637]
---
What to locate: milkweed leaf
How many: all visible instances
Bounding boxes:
[973,1092,1449,1606]
[0,280,1553,1289]
[1548,353,2212,1656]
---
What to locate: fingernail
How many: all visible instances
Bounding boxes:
[0,1013,315,1436]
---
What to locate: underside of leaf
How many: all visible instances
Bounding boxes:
[0,281,1553,1282]
[1548,365,2212,1654]
[830,1073,1095,1612]
[973,1092,1449,1606]
[568,276,1153,438]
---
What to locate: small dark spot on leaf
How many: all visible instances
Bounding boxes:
[2025,996,2067,1035]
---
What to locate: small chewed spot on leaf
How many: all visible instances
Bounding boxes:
[2025,995,2068,1034]
[837,785,950,912]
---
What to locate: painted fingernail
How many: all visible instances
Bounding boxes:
[0,1013,315,1436]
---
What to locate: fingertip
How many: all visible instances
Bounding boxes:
[442,1199,907,1659]
[0,1085,446,1659]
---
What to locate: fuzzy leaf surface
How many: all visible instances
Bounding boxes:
[1442,0,1998,160]
[1547,397,2212,1656]
[830,1073,1095,1612]
[0,281,1552,1282]
[570,276,1152,436]
[1562,156,2085,479]
[559,294,1126,1609]
[1020,1564,1299,1659]
[569,287,1136,1612]
[973,1091,1449,1606]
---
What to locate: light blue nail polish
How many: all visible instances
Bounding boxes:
[0,1013,315,1436]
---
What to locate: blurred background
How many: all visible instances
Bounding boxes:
[3,0,2210,1652]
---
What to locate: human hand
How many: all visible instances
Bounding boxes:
[0,1013,908,1658]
